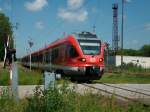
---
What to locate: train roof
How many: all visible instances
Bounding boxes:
[26,35,75,57]
[22,32,101,58]
[73,31,101,41]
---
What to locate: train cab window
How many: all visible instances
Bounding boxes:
[78,40,101,55]
[69,45,78,57]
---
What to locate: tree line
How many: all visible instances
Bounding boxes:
[116,44,150,57]
[0,12,13,61]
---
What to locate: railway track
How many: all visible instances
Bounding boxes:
[98,83,150,97]
[118,84,150,93]
[81,83,150,106]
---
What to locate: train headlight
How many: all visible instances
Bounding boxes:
[99,58,103,62]
[79,58,86,62]
[81,58,86,62]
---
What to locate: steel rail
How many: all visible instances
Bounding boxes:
[120,85,150,93]
[82,84,137,101]
[82,83,150,106]
[99,83,150,97]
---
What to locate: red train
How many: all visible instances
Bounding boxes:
[21,32,106,81]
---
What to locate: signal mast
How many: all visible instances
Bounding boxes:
[112,3,119,54]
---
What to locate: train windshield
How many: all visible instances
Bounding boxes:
[78,40,101,55]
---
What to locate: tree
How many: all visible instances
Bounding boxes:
[0,12,13,61]
[116,49,139,56]
[116,44,150,57]
[139,44,150,57]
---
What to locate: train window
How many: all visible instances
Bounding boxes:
[32,55,37,62]
[39,54,43,62]
[51,48,59,63]
[45,51,50,63]
[78,40,101,55]
[43,52,46,63]
[51,50,54,63]
[35,56,38,62]
[58,44,66,58]
[69,45,78,57]
[32,56,34,62]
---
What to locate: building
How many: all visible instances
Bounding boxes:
[106,55,150,69]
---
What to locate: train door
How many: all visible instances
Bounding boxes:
[66,43,70,59]
[66,43,79,64]
[59,44,66,64]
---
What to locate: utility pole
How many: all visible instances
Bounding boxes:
[121,0,125,68]
[28,38,33,71]
[13,23,19,49]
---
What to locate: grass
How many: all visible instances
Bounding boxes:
[18,66,42,85]
[0,65,42,85]
[100,63,150,83]
[97,72,150,83]
[106,63,150,74]
[0,62,150,85]
[0,83,150,112]
[0,67,9,85]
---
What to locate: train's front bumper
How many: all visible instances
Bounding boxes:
[64,66,104,76]
[85,66,104,76]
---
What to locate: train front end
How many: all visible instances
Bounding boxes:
[65,32,105,80]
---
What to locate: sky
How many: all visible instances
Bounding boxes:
[0,0,150,58]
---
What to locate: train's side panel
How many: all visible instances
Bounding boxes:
[21,34,105,80]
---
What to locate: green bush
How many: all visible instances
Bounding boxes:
[0,83,150,112]
[108,62,150,73]
[120,62,144,72]
[0,87,23,112]
[24,83,77,112]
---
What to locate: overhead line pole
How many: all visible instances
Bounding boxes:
[121,0,125,68]
[28,39,33,71]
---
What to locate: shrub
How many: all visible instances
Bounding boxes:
[0,83,150,112]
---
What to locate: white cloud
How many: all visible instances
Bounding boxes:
[35,21,44,30]
[144,23,150,30]
[58,0,88,22]
[68,0,83,10]
[25,0,48,12]
[58,9,88,22]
